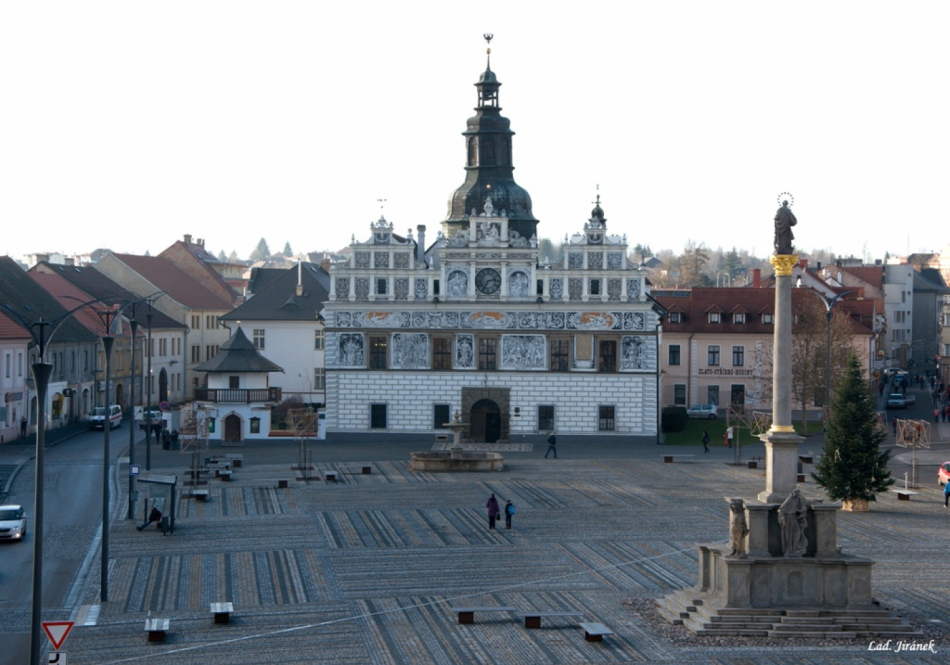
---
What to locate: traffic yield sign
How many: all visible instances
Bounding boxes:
[42,621,74,650]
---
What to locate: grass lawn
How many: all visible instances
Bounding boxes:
[662,417,822,446]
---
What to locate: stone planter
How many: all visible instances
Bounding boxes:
[842,498,870,512]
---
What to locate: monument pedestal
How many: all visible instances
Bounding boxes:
[658,496,919,638]
[758,429,804,503]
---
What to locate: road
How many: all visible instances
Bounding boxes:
[0,424,134,664]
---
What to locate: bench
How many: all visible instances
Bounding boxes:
[278,479,289,489]
[224,454,243,468]
[449,606,517,624]
[579,621,614,642]
[747,456,764,469]
[662,455,695,463]
[144,618,170,642]
[896,489,919,501]
[362,465,372,475]
[324,470,338,482]
[219,469,232,481]
[191,489,209,502]
[518,611,584,629]
[211,601,234,624]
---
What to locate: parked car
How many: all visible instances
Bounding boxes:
[89,404,122,430]
[939,461,950,486]
[0,505,27,542]
[136,409,164,430]
[886,393,906,409]
[686,404,719,419]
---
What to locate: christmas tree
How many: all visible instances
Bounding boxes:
[812,354,893,505]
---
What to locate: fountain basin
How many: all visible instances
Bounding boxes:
[410,450,504,472]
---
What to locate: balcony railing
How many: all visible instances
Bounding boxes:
[194,387,282,404]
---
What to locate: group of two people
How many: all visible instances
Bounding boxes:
[485,493,514,530]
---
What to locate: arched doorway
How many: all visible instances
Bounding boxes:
[114,383,124,409]
[159,369,168,403]
[470,399,501,443]
[224,414,242,443]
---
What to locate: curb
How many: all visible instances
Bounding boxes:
[0,427,89,502]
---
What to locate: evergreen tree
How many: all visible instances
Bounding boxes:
[812,354,893,504]
[249,238,270,262]
[217,250,227,262]
[283,241,293,256]
[228,250,239,263]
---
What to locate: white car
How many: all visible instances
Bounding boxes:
[686,404,719,419]
[0,505,27,542]
[89,405,122,430]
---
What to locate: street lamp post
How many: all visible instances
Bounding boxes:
[127,316,139,519]
[146,307,153,470]
[798,282,853,418]
[29,333,52,665]
[99,332,114,603]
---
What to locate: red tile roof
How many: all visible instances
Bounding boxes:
[113,254,233,311]
[28,272,122,336]
[839,266,884,289]
[0,309,31,340]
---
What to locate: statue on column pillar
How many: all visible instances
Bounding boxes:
[774,200,797,255]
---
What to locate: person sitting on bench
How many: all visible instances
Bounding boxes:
[137,505,162,531]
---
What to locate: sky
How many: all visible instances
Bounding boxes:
[2,2,948,264]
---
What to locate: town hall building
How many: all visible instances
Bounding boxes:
[322,48,662,444]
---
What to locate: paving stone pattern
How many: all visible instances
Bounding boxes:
[61,449,950,664]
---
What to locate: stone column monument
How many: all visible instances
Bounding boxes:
[758,200,804,503]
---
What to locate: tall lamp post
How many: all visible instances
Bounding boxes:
[126,315,139,519]
[146,307,153,469]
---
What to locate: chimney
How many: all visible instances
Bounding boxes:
[320,258,331,272]
[183,234,192,244]
[753,268,761,288]
[296,261,303,296]
[798,258,807,270]
[816,261,822,271]
[416,225,426,266]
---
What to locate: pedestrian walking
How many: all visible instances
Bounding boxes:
[137,504,162,531]
[544,431,558,459]
[726,426,734,448]
[935,407,940,423]
[19,415,27,438]
[892,417,899,435]
[504,500,514,529]
[486,493,500,530]
[944,482,950,508]
[702,430,710,453]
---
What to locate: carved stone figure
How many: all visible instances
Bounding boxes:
[508,271,530,297]
[448,230,469,247]
[774,201,797,255]
[339,333,365,367]
[456,335,475,368]
[778,489,809,557]
[621,336,645,370]
[728,499,749,558]
[446,270,468,297]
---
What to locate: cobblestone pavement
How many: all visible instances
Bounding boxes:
[40,441,950,663]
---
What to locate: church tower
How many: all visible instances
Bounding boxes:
[443,37,538,244]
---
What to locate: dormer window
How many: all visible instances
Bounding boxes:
[708,312,721,324]
[733,313,745,324]
[669,312,681,323]
[762,313,774,324]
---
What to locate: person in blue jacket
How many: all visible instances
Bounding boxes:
[944,482,950,508]
[504,500,514,529]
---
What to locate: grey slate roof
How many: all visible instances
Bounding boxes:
[222,263,329,322]
[193,327,283,373]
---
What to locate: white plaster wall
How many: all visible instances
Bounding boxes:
[244,321,325,400]
[326,371,657,435]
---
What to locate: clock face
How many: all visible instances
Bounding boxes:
[475,268,502,294]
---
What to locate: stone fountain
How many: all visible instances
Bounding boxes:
[410,411,504,472]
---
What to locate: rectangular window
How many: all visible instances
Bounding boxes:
[253,329,265,349]
[598,340,617,372]
[314,330,324,350]
[229,375,240,389]
[536,279,544,296]
[18,352,23,377]
[762,313,773,324]
[589,279,601,296]
[376,278,387,295]
[550,339,570,371]
[4,353,9,378]
[668,344,681,366]
[191,345,201,363]
[313,368,325,389]
[674,384,686,405]
[192,315,200,329]
[538,405,555,431]
[708,312,721,323]
[70,351,75,373]
[433,404,450,430]
[707,385,720,405]
[160,339,167,356]
[731,384,746,407]
[733,313,745,324]
[598,405,615,431]
[668,312,681,323]
[433,279,440,296]
[369,336,388,369]
[370,403,387,429]
[432,337,452,370]
[478,338,497,370]
[732,345,745,366]
[708,345,721,366]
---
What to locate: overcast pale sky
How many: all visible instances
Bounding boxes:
[2,2,947,264]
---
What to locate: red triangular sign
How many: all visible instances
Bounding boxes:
[42,621,74,650]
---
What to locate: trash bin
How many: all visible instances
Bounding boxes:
[160,516,171,535]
